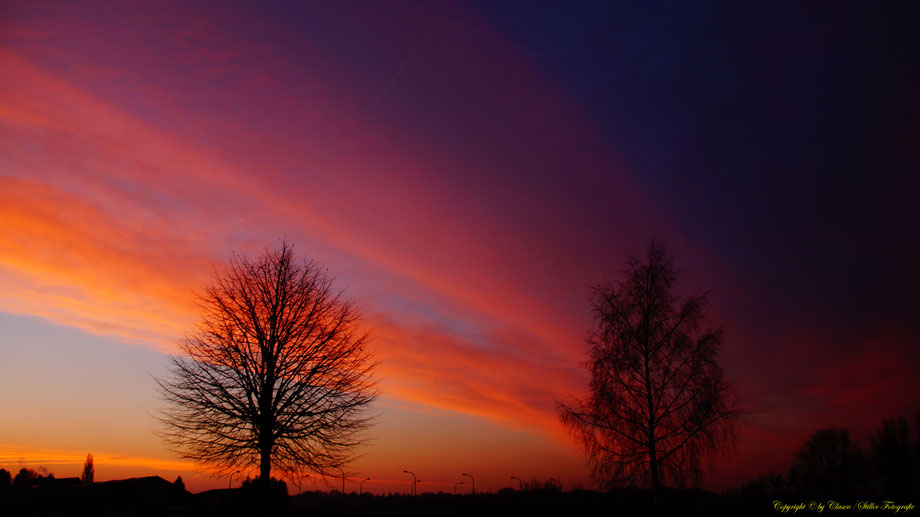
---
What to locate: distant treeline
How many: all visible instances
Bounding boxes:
[2,414,916,515]
[728,415,920,501]
[0,477,756,516]
[0,467,62,491]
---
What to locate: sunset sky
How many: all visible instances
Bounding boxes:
[1,1,918,494]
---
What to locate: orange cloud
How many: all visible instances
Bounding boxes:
[370,316,584,438]
[1,43,598,434]
[0,13,662,462]
[0,176,210,348]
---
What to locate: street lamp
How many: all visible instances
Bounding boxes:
[229,470,240,488]
[511,476,523,491]
[461,473,474,495]
[402,470,417,496]
[298,474,310,495]
[359,477,370,495]
[454,481,464,495]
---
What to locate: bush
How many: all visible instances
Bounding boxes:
[239,476,288,510]
[0,468,10,491]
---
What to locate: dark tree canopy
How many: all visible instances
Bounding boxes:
[156,241,379,483]
[788,428,869,498]
[557,241,744,492]
[13,468,41,490]
[869,416,920,499]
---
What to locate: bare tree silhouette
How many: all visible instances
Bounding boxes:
[788,428,869,498]
[557,240,744,496]
[156,241,379,484]
[869,417,917,498]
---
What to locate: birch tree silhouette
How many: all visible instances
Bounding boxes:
[557,241,744,494]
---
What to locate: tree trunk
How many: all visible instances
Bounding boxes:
[649,439,659,512]
[260,442,272,482]
[259,380,274,484]
[259,355,275,485]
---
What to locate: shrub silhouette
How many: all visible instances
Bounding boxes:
[726,472,786,499]
[240,476,288,510]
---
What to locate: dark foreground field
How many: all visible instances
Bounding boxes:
[0,475,824,516]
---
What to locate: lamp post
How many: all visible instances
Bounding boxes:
[298,474,310,495]
[511,476,523,491]
[229,470,240,488]
[461,473,474,495]
[454,481,464,495]
[359,477,370,495]
[402,470,417,496]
